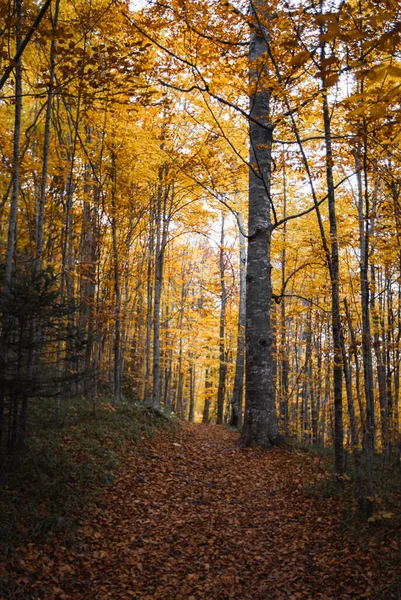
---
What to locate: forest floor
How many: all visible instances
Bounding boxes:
[2,423,400,600]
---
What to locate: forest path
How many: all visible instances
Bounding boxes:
[9,423,392,599]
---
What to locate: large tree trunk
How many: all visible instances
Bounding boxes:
[241,1,279,447]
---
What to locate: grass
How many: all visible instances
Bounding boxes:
[0,396,179,559]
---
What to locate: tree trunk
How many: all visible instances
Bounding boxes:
[143,212,154,404]
[152,167,171,409]
[203,366,211,424]
[370,264,389,452]
[280,160,289,435]
[216,213,227,424]
[230,212,246,428]
[188,360,195,423]
[241,0,279,447]
[355,145,375,504]
[35,0,60,273]
[0,0,23,448]
[111,152,122,406]
[321,46,344,476]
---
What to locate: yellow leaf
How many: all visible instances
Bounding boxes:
[370,103,386,118]
[315,12,338,25]
[387,65,401,80]
[348,105,368,117]
[348,29,365,41]
[367,66,387,82]
[290,50,311,67]
[325,73,339,87]
[321,55,338,69]
[320,32,336,42]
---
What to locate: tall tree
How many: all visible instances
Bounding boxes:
[241,0,280,447]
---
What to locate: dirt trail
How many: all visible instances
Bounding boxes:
[7,424,395,599]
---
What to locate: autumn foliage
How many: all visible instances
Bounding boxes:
[3,424,400,599]
[1,0,401,594]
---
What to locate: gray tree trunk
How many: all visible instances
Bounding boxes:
[203,366,211,424]
[240,1,279,447]
[321,42,344,476]
[230,212,246,428]
[152,168,171,408]
[370,263,389,452]
[355,146,375,505]
[216,213,227,424]
[188,360,195,423]
[280,163,289,435]
[143,211,154,404]
[111,153,122,406]
[35,0,60,273]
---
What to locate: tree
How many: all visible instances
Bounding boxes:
[240,0,280,447]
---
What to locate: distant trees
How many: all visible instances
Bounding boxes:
[1,0,401,523]
[129,0,401,498]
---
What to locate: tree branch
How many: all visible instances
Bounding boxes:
[0,0,53,93]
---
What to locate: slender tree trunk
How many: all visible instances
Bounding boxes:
[176,343,184,419]
[280,161,289,435]
[35,0,60,273]
[217,214,227,424]
[189,360,195,423]
[344,299,366,433]
[230,212,246,428]
[111,153,122,406]
[356,146,376,439]
[176,270,186,418]
[143,213,154,404]
[370,264,389,451]
[301,308,312,442]
[4,0,22,288]
[341,315,366,515]
[321,42,344,476]
[203,366,211,424]
[0,0,23,448]
[152,185,163,408]
[385,273,394,450]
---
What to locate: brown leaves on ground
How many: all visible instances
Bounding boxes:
[3,424,399,599]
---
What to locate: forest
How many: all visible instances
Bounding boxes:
[1,0,401,598]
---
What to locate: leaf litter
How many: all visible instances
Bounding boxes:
[3,423,399,599]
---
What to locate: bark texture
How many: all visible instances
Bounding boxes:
[230,212,246,429]
[240,2,279,447]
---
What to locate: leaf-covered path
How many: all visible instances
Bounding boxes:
[8,424,397,599]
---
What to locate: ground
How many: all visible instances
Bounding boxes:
[3,423,399,599]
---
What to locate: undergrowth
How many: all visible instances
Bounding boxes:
[0,397,178,559]
[289,437,401,597]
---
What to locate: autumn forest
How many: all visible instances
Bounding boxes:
[1,0,401,597]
